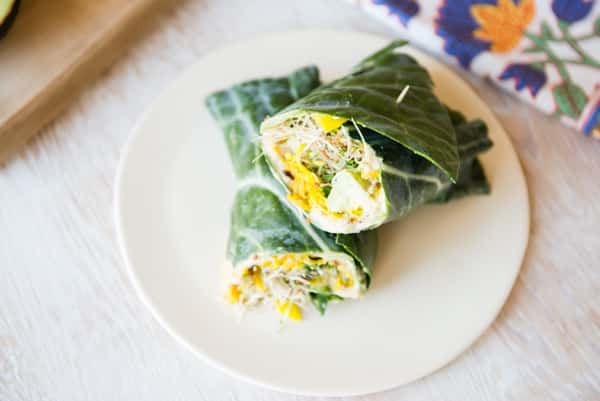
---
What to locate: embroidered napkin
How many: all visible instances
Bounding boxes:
[348,0,600,138]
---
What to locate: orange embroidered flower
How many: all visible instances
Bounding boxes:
[471,0,535,53]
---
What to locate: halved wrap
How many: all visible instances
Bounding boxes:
[260,40,492,234]
[205,66,377,321]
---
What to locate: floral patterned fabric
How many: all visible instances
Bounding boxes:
[348,0,600,138]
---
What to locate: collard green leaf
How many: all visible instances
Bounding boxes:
[335,230,377,284]
[227,184,324,264]
[206,66,321,179]
[346,106,491,221]
[205,66,376,281]
[262,40,460,180]
[434,109,492,202]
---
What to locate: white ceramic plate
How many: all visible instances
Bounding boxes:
[115,31,529,397]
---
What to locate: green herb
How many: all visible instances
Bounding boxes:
[321,173,334,183]
[309,293,329,315]
[345,159,359,169]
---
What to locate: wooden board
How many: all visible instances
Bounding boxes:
[0,0,173,165]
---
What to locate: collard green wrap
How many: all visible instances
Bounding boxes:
[356,107,492,219]
[260,40,492,233]
[205,66,377,315]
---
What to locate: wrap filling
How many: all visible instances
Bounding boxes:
[262,112,387,233]
[226,251,366,321]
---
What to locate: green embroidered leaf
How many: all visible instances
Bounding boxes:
[205,66,377,296]
[553,82,587,118]
[541,21,555,40]
[261,40,460,181]
[594,16,600,35]
[523,46,542,54]
[558,20,570,30]
[530,62,545,71]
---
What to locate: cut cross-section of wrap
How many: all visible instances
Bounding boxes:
[205,66,377,321]
[260,40,492,234]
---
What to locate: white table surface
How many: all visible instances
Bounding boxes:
[1,1,599,400]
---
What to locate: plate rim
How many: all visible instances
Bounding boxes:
[114,29,530,397]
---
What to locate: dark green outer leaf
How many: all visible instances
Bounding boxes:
[205,67,320,179]
[349,106,492,223]
[432,110,492,202]
[261,40,460,180]
[205,66,376,280]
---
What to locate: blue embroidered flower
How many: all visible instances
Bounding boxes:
[435,0,495,68]
[499,63,547,97]
[582,100,599,136]
[551,0,595,24]
[372,0,419,26]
